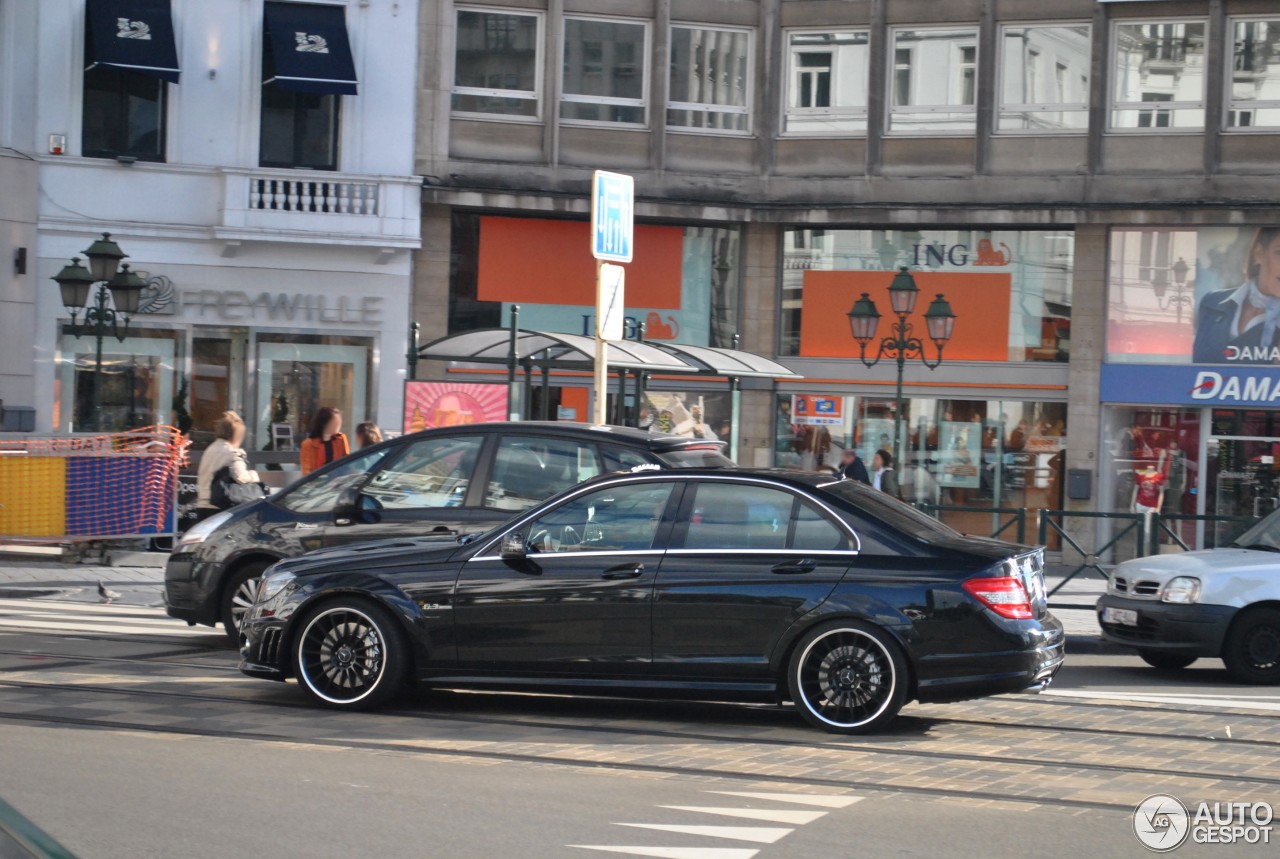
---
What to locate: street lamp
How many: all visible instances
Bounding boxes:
[1154,256,1194,323]
[847,266,957,464]
[51,233,148,432]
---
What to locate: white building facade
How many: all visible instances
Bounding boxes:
[0,0,420,450]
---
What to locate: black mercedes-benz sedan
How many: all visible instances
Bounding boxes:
[239,469,1064,734]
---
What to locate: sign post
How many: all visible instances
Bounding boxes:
[590,170,634,426]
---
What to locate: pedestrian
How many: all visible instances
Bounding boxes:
[872,449,900,498]
[195,411,260,523]
[839,447,870,484]
[354,420,383,450]
[299,406,349,475]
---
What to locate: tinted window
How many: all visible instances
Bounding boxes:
[277,449,388,514]
[685,483,791,550]
[820,478,960,543]
[654,444,735,468]
[364,436,482,510]
[526,482,675,553]
[485,436,602,511]
[602,444,658,473]
[792,501,851,551]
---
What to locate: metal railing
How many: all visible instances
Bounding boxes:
[1038,510,1147,595]
[1147,512,1256,555]
[916,503,1027,543]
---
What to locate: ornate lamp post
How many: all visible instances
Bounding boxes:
[51,233,147,432]
[847,266,957,463]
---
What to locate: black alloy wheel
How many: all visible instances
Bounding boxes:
[294,599,409,708]
[787,621,909,734]
[1222,607,1280,685]
[1138,650,1198,671]
[220,561,271,645]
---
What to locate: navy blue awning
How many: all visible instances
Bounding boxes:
[263,2,358,95]
[85,0,180,83]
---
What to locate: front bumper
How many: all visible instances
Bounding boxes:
[239,614,291,681]
[1096,594,1236,656]
[915,613,1066,703]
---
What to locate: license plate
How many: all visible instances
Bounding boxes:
[1103,607,1139,626]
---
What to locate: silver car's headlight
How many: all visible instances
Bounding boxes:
[1162,576,1201,604]
[257,571,296,603]
[175,511,234,549]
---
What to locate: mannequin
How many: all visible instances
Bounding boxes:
[1132,464,1167,515]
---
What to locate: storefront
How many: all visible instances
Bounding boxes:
[1101,225,1280,549]
[773,226,1074,534]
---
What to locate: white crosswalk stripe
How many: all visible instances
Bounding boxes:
[571,790,861,858]
[0,598,210,638]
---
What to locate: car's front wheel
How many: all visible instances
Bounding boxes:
[1222,607,1280,685]
[1138,650,1197,670]
[220,561,271,645]
[293,598,409,709]
[787,621,909,734]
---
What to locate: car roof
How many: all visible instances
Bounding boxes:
[582,467,837,489]
[384,422,726,451]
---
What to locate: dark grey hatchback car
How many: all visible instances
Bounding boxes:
[165,423,731,641]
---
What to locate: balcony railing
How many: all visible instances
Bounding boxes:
[249,177,379,215]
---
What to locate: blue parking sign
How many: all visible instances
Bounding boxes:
[591,170,634,263]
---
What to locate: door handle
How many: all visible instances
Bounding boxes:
[602,563,645,580]
[771,559,817,575]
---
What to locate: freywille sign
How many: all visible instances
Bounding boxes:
[179,290,383,325]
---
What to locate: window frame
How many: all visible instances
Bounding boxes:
[559,14,650,129]
[1108,17,1208,134]
[666,22,755,136]
[1224,16,1280,132]
[451,5,544,123]
[257,87,342,171]
[886,26,981,136]
[781,28,871,138]
[995,22,1092,136]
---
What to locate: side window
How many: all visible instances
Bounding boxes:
[485,436,602,511]
[525,482,675,553]
[363,436,483,510]
[277,449,388,514]
[602,444,658,473]
[792,501,851,552]
[685,483,792,551]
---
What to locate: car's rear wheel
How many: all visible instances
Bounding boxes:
[220,561,271,645]
[787,621,909,734]
[1138,650,1197,670]
[293,598,409,709]
[1222,607,1280,685]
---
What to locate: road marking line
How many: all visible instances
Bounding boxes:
[658,807,828,825]
[570,848,759,859]
[0,619,207,636]
[1044,689,1280,712]
[0,610,179,625]
[0,599,165,614]
[709,792,862,808]
[615,825,792,844]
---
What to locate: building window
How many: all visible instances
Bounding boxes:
[1228,19,1280,130]
[667,25,752,133]
[888,28,979,133]
[452,9,541,118]
[82,67,167,161]
[998,25,1091,132]
[784,31,869,135]
[561,17,647,125]
[1111,20,1206,131]
[259,89,340,170]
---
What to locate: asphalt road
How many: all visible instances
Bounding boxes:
[0,598,1276,859]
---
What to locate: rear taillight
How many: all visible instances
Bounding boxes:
[962,576,1034,620]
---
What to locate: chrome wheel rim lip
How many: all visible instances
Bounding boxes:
[796,628,896,728]
[297,607,386,704]
[229,577,261,632]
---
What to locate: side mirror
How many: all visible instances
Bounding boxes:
[334,488,359,526]
[500,532,527,560]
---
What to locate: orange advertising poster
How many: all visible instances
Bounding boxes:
[403,382,508,435]
[799,271,1012,362]
[477,217,684,310]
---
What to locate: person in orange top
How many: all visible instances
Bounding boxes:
[299,406,350,475]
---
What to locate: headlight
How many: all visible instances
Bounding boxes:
[257,571,296,603]
[175,511,234,550]
[1162,576,1201,604]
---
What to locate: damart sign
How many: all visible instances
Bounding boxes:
[178,289,383,325]
[1101,364,1280,408]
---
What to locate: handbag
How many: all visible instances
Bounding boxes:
[211,465,266,510]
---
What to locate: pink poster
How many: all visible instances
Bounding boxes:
[403,382,508,435]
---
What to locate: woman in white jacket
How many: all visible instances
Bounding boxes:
[195,411,261,522]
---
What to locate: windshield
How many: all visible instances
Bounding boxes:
[1228,507,1280,551]
[656,444,735,469]
[819,479,961,543]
